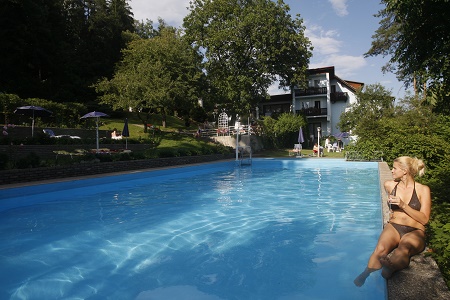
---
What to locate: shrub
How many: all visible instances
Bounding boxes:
[0,153,9,170]
[158,149,178,158]
[261,114,307,149]
[427,204,450,285]
[16,152,41,169]
[177,148,192,156]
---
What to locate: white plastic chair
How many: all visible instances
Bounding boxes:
[294,143,302,156]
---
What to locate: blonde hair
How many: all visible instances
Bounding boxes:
[394,156,426,177]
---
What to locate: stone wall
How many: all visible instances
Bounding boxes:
[0,134,261,186]
[1,135,263,160]
[212,135,264,152]
[0,144,150,160]
[0,154,234,186]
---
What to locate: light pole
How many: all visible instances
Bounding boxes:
[248,109,250,135]
[317,127,321,157]
[213,107,218,127]
[235,114,240,161]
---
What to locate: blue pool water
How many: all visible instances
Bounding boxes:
[0,159,386,299]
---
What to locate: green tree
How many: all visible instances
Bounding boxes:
[83,0,135,78]
[345,91,449,165]
[262,113,306,149]
[0,93,22,124]
[338,83,395,137]
[0,0,135,103]
[0,0,67,99]
[95,26,205,129]
[133,19,156,39]
[365,0,450,106]
[183,0,312,115]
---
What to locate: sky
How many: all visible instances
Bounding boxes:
[128,0,409,98]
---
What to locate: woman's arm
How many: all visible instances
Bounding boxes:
[384,180,395,194]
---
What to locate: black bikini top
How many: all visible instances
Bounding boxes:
[390,182,421,211]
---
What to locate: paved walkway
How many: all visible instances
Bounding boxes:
[379,162,450,299]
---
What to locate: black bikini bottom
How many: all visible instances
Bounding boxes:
[390,223,420,238]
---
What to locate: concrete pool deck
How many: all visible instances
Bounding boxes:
[379,162,450,300]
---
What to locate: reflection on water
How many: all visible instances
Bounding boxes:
[0,159,385,299]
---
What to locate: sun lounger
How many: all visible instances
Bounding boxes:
[53,149,87,159]
[44,129,81,139]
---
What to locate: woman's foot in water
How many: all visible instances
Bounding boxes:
[354,268,378,287]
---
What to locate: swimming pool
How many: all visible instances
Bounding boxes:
[0,159,386,299]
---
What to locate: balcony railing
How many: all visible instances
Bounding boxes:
[298,107,327,116]
[295,87,327,96]
[330,92,348,102]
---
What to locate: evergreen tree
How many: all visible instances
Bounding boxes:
[0,0,135,103]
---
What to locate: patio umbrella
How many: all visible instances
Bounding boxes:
[80,111,109,153]
[122,118,130,149]
[334,132,349,139]
[14,105,52,137]
[298,127,305,144]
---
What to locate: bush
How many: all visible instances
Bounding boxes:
[177,148,192,156]
[261,114,307,149]
[427,203,450,285]
[0,153,9,170]
[158,148,178,158]
[16,152,41,169]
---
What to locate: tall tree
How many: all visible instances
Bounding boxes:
[337,83,395,137]
[133,19,156,39]
[82,0,134,82]
[95,26,205,128]
[0,0,135,103]
[0,0,67,99]
[183,0,312,115]
[365,0,450,107]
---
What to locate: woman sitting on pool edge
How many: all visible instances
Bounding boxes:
[354,156,431,286]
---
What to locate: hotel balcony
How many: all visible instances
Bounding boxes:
[295,87,327,96]
[298,107,327,117]
[330,91,348,102]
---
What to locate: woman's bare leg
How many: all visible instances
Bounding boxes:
[354,224,399,286]
[380,230,425,279]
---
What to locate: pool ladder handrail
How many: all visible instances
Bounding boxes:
[236,146,252,166]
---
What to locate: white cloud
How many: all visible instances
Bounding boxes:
[328,0,349,17]
[305,25,342,55]
[304,20,366,81]
[310,54,367,79]
[130,0,190,27]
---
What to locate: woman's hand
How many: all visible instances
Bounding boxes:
[388,195,406,209]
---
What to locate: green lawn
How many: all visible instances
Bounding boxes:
[97,114,346,158]
[98,113,186,140]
